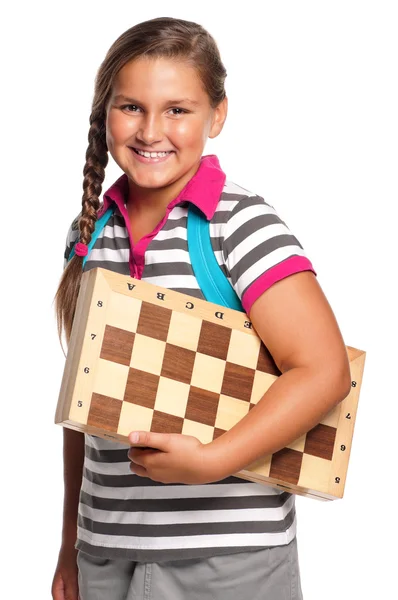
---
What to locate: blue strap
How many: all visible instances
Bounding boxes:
[67,206,115,267]
[68,203,244,315]
[187,204,244,312]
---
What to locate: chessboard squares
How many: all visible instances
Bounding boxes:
[269,448,303,485]
[221,362,255,402]
[191,353,226,394]
[227,329,261,369]
[106,292,142,333]
[257,344,281,376]
[214,395,251,431]
[197,320,231,361]
[249,370,276,405]
[136,301,172,342]
[154,377,190,418]
[298,453,331,491]
[152,410,184,434]
[100,325,135,366]
[304,424,337,461]
[167,311,202,351]
[160,344,196,384]
[123,368,159,409]
[185,386,220,427]
[130,334,166,376]
[93,358,130,401]
[182,418,215,444]
[117,401,154,437]
[87,393,122,432]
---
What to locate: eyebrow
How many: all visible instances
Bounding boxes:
[114,94,200,107]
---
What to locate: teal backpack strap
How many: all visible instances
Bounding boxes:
[187,204,244,312]
[67,206,115,267]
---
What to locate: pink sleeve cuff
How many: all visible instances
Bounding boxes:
[241,255,316,314]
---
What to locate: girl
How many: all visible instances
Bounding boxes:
[52,16,351,600]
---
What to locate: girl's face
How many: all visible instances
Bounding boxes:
[105,57,227,198]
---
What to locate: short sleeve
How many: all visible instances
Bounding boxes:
[221,195,316,313]
[63,213,80,269]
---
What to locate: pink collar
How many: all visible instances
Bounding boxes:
[101,154,226,221]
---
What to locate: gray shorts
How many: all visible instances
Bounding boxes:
[77,537,303,600]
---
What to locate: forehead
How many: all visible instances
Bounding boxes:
[111,57,208,102]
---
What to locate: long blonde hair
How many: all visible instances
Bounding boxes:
[53,17,227,348]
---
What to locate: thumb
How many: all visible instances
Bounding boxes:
[128,431,171,451]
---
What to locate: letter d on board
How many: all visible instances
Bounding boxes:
[215,311,224,320]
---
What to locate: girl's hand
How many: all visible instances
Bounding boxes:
[127,431,222,484]
[51,545,79,600]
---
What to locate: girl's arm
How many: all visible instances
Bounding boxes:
[60,428,85,548]
[128,270,352,484]
[207,270,352,476]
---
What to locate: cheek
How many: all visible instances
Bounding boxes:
[171,119,206,145]
[106,112,135,144]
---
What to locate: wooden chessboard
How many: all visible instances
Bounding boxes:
[55,267,365,501]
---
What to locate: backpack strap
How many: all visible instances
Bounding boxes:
[67,206,115,267]
[187,204,244,312]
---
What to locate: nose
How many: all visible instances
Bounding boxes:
[136,113,163,145]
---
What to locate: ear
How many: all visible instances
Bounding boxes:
[209,96,228,139]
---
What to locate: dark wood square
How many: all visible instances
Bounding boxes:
[87,393,122,432]
[304,424,337,461]
[185,386,220,427]
[161,343,196,384]
[100,325,135,366]
[136,301,172,342]
[151,410,184,434]
[256,344,280,376]
[269,448,303,485]
[123,368,159,409]
[197,321,232,361]
[221,362,256,402]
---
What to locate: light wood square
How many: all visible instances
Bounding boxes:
[167,311,202,351]
[130,334,166,375]
[154,377,190,418]
[190,353,226,393]
[250,371,276,404]
[117,402,154,436]
[227,330,261,369]
[92,358,129,401]
[286,433,306,453]
[298,453,331,492]
[182,419,215,444]
[106,293,142,333]
[245,454,272,477]
[215,395,250,431]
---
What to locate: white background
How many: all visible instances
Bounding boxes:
[1,1,397,598]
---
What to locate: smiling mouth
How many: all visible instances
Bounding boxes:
[131,147,174,157]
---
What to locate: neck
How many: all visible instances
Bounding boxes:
[126,160,201,217]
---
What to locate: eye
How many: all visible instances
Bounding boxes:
[169,107,187,115]
[121,104,142,113]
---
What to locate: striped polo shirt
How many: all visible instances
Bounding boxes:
[64,154,315,561]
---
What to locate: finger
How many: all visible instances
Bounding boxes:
[52,574,66,600]
[128,447,158,463]
[129,431,171,451]
[130,462,148,477]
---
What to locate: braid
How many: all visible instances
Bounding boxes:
[79,117,109,245]
[54,116,108,352]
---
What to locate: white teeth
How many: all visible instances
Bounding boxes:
[136,149,171,158]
